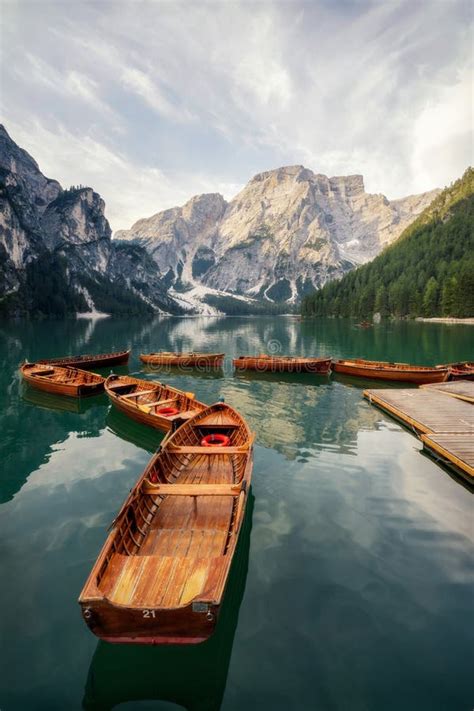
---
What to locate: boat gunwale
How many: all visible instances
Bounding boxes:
[334,358,449,374]
[20,363,105,395]
[38,349,131,367]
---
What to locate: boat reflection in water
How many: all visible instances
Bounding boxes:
[106,407,165,454]
[141,364,225,380]
[82,494,254,711]
[233,368,331,388]
[21,385,108,414]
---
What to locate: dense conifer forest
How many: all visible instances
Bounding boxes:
[301,168,474,319]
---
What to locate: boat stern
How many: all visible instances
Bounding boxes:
[78,597,220,645]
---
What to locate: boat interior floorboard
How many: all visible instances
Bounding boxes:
[100,455,234,608]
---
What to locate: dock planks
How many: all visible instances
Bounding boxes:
[421,434,474,480]
[364,387,473,483]
[421,380,474,404]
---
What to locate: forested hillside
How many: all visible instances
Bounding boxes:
[302,168,474,319]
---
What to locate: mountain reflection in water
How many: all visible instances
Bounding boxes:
[0,316,473,711]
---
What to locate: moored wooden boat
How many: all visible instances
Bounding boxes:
[79,402,254,644]
[82,495,254,710]
[20,363,105,397]
[38,349,131,369]
[437,361,474,380]
[105,374,206,432]
[140,352,225,367]
[233,354,332,374]
[333,358,449,383]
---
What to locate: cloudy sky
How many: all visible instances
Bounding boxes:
[1,0,472,231]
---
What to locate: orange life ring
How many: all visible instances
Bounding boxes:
[156,406,180,417]
[201,433,231,447]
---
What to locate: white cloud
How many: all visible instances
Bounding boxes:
[411,67,473,192]
[121,67,195,123]
[1,0,472,224]
[3,117,242,230]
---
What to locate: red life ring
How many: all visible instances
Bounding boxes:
[201,433,231,447]
[156,406,180,417]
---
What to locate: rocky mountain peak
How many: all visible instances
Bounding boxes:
[0,124,442,316]
[117,165,440,310]
[0,124,61,211]
[0,125,184,316]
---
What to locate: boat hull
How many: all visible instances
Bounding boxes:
[80,599,220,645]
[21,368,105,397]
[233,357,332,374]
[39,350,130,370]
[333,362,448,383]
[450,369,474,380]
[440,362,474,380]
[79,403,254,645]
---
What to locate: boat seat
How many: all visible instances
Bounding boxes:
[139,397,178,409]
[142,482,243,496]
[167,445,248,454]
[121,388,158,399]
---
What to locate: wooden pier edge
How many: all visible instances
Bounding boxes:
[364,388,474,485]
[420,381,474,404]
[362,390,431,435]
[421,434,474,483]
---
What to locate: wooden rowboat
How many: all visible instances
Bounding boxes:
[105,374,206,432]
[38,349,130,370]
[140,352,225,367]
[333,358,449,384]
[82,495,253,709]
[79,402,254,644]
[233,354,332,374]
[20,363,105,397]
[437,362,474,380]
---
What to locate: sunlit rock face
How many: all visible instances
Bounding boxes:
[0,123,439,316]
[117,165,440,305]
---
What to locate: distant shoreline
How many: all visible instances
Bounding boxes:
[415,317,474,325]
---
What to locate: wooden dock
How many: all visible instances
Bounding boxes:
[363,387,473,483]
[421,380,474,404]
[421,434,474,479]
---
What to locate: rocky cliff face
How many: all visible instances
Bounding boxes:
[117,165,440,308]
[0,124,440,317]
[0,125,181,317]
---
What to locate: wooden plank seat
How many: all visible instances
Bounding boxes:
[137,397,178,409]
[121,388,158,399]
[166,445,249,454]
[142,482,243,496]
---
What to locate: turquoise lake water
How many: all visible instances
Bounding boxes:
[0,316,472,710]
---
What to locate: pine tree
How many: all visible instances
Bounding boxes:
[422,277,439,316]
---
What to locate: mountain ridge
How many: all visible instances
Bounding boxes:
[116,163,440,310]
[0,125,183,317]
[0,124,441,317]
[301,167,474,320]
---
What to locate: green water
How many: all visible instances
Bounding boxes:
[0,316,472,711]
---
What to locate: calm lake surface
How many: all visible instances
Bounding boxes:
[0,316,472,711]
